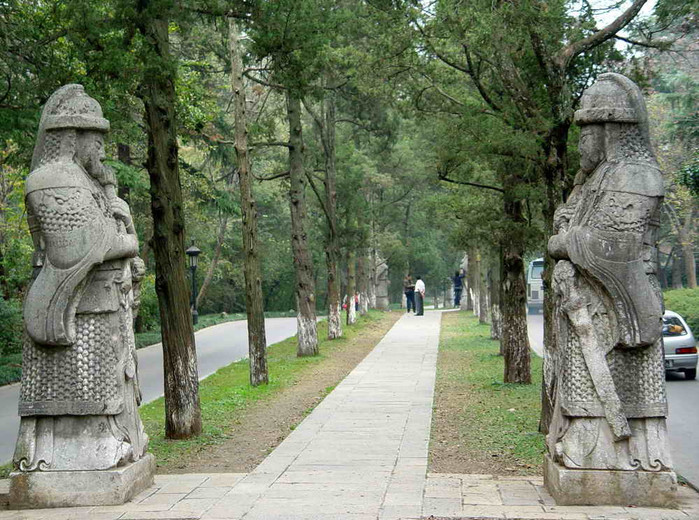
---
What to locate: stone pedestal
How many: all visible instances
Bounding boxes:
[544,453,677,508]
[9,453,155,509]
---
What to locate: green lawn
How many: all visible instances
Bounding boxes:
[433,312,544,473]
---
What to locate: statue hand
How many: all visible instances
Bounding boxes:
[548,234,569,260]
[111,197,134,233]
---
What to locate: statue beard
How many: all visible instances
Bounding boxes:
[86,158,114,187]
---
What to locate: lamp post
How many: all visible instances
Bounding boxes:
[186,242,201,325]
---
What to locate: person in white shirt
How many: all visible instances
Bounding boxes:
[414,276,425,316]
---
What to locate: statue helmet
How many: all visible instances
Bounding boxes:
[574,72,652,149]
[31,84,109,171]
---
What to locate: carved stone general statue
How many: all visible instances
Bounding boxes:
[544,73,676,507]
[375,256,390,310]
[9,85,154,509]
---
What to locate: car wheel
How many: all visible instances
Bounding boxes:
[686,369,697,380]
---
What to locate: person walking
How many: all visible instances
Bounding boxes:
[403,274,416,313]
[453,269,465,307]
[415,276,425,316]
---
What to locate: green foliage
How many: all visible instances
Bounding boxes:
[664,288,699,333]
[0,297,22,357]
[137,274,160,331]
[677,154,699,196]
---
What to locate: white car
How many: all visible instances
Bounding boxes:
[663,310,697,380]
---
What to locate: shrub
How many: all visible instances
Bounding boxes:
[136,274,160,332]
[664,288,699,333]
[0,297,23,357]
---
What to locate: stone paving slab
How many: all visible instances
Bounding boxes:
[422,473,699,519]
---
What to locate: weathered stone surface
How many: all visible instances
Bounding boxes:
[9,454,155,509]
[546,73,675,506]
[544,454,678,508]
[11,84,152,508]
[374,256,390,310]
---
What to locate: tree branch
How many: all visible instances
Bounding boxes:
[439,175,504,194]
[249,141,291,149]
[254,170,290,181]
[304,170,336,235]
[557,0,648,70]
[613,34,670,49]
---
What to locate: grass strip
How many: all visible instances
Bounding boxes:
[141,310,392,469]
[430,311,544,475]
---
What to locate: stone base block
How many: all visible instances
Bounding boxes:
[544,453,677,508]
[9,453,155,509]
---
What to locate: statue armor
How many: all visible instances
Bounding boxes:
[14,85,147,472]
[547,74,671,472]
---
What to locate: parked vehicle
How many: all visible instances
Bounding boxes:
[663,310,698,380]
[527,258,544,314]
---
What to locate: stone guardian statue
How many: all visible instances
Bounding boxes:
[544,73,676,507]
[9,85,155,509]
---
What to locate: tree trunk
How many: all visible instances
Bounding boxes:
[501,188,531,384]
[322,93,342,339]
[135,7,202,438]
[680,204,697,289]
[117,143,132,203]
[358,254,369,315]
[672,248,684,289]
[230,18,268,385]
[539,121,569,433]
[196,214,228,309]
[286,92,318,356]
[346,250,357,325]
[368,248,377,308]
[460,254,469,311]
[489,264,502,341]
[469,248,480,316]
[479,258,488,324]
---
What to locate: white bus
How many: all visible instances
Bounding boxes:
[527,258,544,314]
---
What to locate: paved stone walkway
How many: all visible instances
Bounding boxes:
[2,310,699,519]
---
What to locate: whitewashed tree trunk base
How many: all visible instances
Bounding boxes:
[297,314,318,357]
[328,304,342,339]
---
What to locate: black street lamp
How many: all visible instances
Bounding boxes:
[186,242,201,325]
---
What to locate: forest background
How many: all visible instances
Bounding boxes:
[0,0,696,427]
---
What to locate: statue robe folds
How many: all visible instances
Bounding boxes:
[549,157,672,472]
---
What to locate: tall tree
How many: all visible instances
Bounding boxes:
[287,92,319,356]
[134,0,202,438]
[229,17,268,384]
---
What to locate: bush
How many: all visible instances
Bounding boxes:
[136,274,160,332]
[664,288,699,333]
[0,297,23,357]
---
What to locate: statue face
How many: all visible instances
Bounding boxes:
[579,124,605,174]
[76,131,106,178]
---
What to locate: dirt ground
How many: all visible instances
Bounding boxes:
[161,311,402,474]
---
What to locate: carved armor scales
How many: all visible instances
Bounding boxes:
[557,160,666,420]
[20,160,124,416]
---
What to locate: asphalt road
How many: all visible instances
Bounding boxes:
[0,317,299,466]
[526,311,699,488]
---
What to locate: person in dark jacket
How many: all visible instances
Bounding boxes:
[403,274,415,313]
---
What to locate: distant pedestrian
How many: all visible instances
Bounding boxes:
[403,274,416,313]
[453,269,465,307]
[415,276,425,316]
